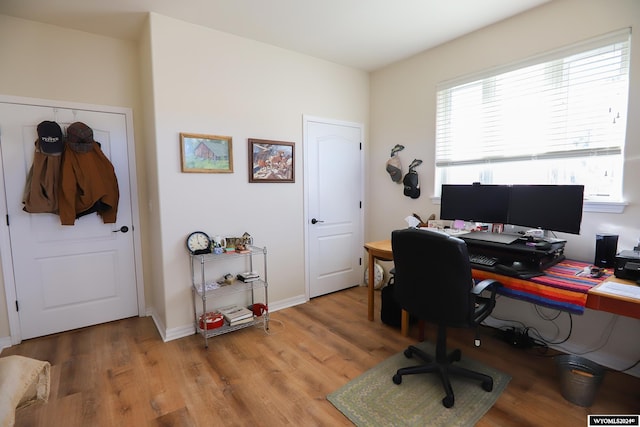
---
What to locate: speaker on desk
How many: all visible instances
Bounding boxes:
[594,234,618,268]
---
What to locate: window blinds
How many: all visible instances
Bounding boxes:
[435,28,630,169]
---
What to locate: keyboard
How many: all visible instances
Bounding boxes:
[469,254,499,267]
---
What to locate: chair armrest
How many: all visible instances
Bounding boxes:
[471,279,502,327]
[471,278,501,295]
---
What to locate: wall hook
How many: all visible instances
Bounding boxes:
[390,144,405,157]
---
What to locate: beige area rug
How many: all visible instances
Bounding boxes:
[327,341,510,427]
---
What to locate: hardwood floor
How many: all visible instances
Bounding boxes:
[3,286,639,426]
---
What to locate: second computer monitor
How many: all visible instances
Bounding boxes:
[508,185,584,235]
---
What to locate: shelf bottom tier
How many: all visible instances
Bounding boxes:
[196,317,268,339]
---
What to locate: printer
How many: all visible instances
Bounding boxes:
[614,250,640,280]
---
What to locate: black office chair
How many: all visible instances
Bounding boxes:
[390,228,501,408]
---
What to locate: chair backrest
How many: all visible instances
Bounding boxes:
[391,228,475,327]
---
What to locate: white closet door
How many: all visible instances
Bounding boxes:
[0,102,139,339]
[305,117,364,298]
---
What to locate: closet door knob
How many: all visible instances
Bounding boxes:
[311,218,324,224]
[113,226,129,233]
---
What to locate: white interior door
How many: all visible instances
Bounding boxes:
[304,116,364,298]
[0,102,139,340]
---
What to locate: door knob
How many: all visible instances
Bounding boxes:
[113,226,129,233]
[311,218,324,224]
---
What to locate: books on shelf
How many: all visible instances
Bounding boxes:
[228,316,255,327]
[237,271,260,282]
[218,304,253,323]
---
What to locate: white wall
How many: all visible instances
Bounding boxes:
[369,0,640,376]
[0,12,369,343]
[145,13,369,334]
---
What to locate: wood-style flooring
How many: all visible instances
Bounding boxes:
[2,286,639,426]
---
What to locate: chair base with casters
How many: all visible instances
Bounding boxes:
[392,324,493,408]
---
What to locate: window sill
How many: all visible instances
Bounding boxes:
[583,201,626,214]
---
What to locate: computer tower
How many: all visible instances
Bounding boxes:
[594,234,618,268]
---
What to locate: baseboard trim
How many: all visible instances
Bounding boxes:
[0,335,13,352]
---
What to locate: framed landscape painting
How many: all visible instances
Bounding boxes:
[180,133,233,173]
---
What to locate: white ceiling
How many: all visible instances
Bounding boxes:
[0,0,550,71]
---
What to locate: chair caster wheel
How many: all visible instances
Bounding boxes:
[442,395,454,408]
[482,379,493,392]
[404,349,413,358]
[392,374,402,385]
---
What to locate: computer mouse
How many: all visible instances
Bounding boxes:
[512,261,525,270]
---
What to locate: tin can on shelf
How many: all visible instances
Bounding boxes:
[199,311,224,330]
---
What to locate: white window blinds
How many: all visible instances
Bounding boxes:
[434,28,630,201]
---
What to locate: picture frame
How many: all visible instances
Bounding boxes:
[180,133,233,173]
[248,139,295,183]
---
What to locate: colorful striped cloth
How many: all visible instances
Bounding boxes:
[473,260,611,314]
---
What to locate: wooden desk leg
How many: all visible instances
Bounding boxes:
[368,252,375,321]
[401,310,409,336]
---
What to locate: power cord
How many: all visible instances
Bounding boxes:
[618,358,640,373]
[489,307,639,374]
[526,313,573,346]
[253,315,284,335]
[498,326,538,349]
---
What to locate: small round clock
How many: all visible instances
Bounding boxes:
[186,231,212,255]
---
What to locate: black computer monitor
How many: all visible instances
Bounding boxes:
[507,185,584,234]
[440,184,510,224]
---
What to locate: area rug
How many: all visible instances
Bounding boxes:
[327,342,510,427]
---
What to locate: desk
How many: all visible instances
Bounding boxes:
[587,278,640,319]
[364,240,394,322]
[364,239,410,335]
[364,239,640,336]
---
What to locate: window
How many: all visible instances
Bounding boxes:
[435,29,630,203]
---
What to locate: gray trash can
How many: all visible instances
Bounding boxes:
[555,354,605,407]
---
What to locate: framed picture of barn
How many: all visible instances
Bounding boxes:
[248,139,295,183]
[180,133,233,173]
